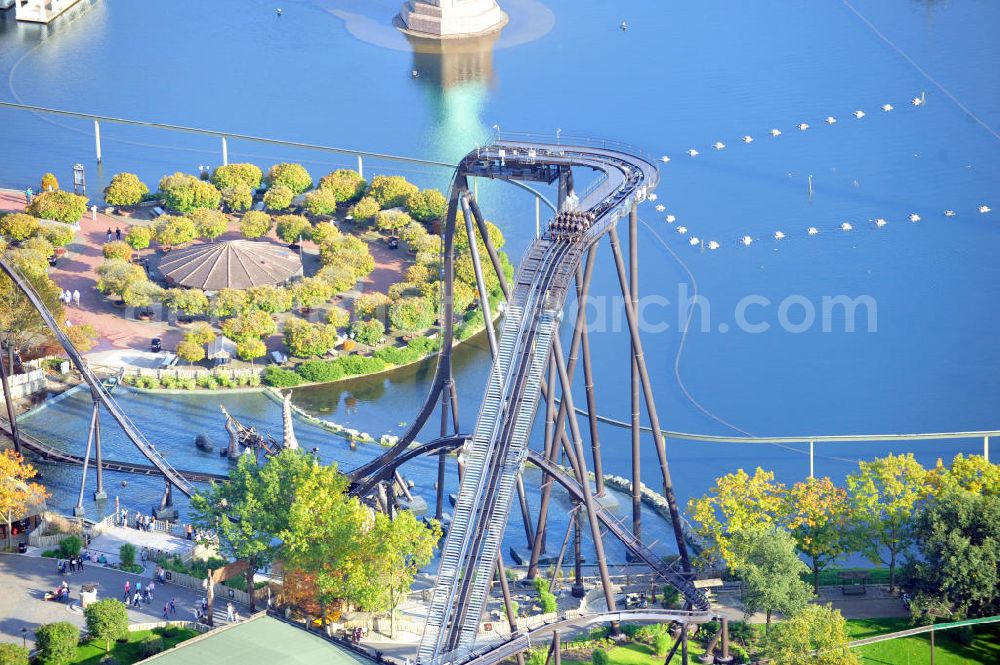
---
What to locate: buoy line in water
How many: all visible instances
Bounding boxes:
[658,91,939,165]
[654,202,991,254]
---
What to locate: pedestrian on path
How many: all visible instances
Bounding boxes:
[135,581,142,598]
[25,187,32,203]
[132,591,142,608]
[169,597,176,615]
[62,289,72,304]
[72,290,80,306]
[68,558,75,573]
[123,579,131,600]
[106,228,113,243]
[147,580,155,601]
[226,602,234,623]
[162,603,169,619]
[185,524,193,541]
[115,228,122,241]
[143,586,151,604]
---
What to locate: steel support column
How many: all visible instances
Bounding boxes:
[495,556,525,665]
[608,226,691,570]
[629,203,643,551]
[552,335,618,621]
[92,392,106,500]
[74,404,99,517]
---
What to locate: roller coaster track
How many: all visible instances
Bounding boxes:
[416,139,676,665]
[461,608,715,665]
[0,255,197,497]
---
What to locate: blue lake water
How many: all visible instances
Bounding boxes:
[3,0,999,559]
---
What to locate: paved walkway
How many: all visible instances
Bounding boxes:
[86,525,195,566]
[0,552,245,648]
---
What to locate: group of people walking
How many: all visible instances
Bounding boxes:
[122,578,157,608]
[60,288,80,306]
[57,556,84,574]
[118,508,158,532]
[106,227,122,243]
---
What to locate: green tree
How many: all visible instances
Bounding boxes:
[375,210,413,235]
[784,477,850,593]
[310,220,340,246]
[236,338,267,363]
[122,280,163,314]
[318,169,367,203]
[283,319,337,358]
[349,319,385,346]
[762,604,860,665]
[368,175,418,209]
[190,449,314,611]
[210,288,249,318]
[221,309,276,344]
[318,234,374,277]
[96,259,147,301]
[292,277,333,310]
[353,292,390,321]
[326,306,350,329]
[533,576,557,614]
[101,241,132,262]
[186,321,216,345]
[405,188,447,223]
[40,172,59,192]
[154,215,198,248]
[223,183,254,212]
[349,196,380,223]
[239,211,273,239]
[43,224,75,248]
[83,598,128,654]
[0,212,42,240]
[103,172,149,206]
[927,453,1000,496]
[164,288,210,316]
[247,284,293,314]
[212,163,263,191]
[0,251,64,355]
[304,188,337,216]
[21,236,53,260]
[591,649,609,665]
[158,173,221,213]
[263,185,294,211]
[352,510,440,636]
[266,163,312,193]
[119,543,136,569]
[730,527,812,631]
[0,213,40,241]
[909,488,1000,617]
[124,225,153,251]
[316,265,357,293]
[0,642,29,665]
[176,338,206,364]
[189,208,229,241]
[688,467,786,566]
[26,190,89,223]
[275,215,312,244]
[281,461,367,626]
[63,322,99,352]
[34,621,79,665]
[846,452,929,592]
[389,296,435,332]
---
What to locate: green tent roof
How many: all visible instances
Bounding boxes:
[142,615,376,665]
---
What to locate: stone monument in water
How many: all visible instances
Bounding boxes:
[398,0,508,39]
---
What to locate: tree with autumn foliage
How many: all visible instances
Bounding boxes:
[784,476,851,593]
[845,452,930,592]
[687,467,786,566]
[0,450,48,550]
[926,453,999,496]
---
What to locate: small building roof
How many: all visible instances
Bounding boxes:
[141,614,375,665]
[206,336,238,360]
[160,240,302,290]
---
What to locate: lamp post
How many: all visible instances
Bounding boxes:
[21,627,26,648]
[556,128,562,145]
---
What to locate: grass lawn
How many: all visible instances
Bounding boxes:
[70,626,199,665]
[561,640,707,665]
[847,618,1000,665]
